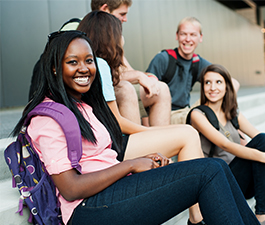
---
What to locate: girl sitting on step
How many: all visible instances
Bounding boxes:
[188,63,265,224]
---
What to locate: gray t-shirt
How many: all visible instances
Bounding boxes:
[146,49,211,110]
[194,108,240,164]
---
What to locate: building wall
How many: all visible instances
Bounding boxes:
[123,0,264,89]
[1,0,264,108]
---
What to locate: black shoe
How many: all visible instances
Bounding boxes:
[187,219,206,225]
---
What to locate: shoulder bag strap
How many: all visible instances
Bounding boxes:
[25,102,83,173]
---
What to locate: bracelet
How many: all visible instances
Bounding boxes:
[147,73,159,81]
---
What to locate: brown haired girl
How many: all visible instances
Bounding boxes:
[189,64,265,224]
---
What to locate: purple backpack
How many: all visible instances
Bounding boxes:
[4,102,83,225]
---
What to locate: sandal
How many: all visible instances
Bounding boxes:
[187,219,206,225]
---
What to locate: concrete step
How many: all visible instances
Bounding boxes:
[238,92,265,112]
[162,209,188,225]
[0,177,255,225]
[256,121,265,132]
[241,104,265,128]
[0,179,31,225]
[0,138,16,181]
[1,91,265,225]
[0,107,23,139]
[163,198,256,225]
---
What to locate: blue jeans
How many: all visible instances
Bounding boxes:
[229,133,265,215]
[70,158,259,225]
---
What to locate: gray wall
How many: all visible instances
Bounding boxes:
[123,0,264,87]
[1,0,264,108]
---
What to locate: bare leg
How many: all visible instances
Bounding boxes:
[189,204,204,224]
[114,80,141,124]
[124,124,203,161]
[140,81,171,126]
[141,117,150,127]
[124,124,204,223]
[256,214,265,224]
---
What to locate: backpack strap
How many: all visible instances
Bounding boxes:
[230,114,244,140]
[187,105,240,131]
[161,49,178,84]
[190,53,200,87]
[231,116,239,130]
[186,105,219,130]
[25,102,83,173]
[186,105,241,157]
[59,18,81,31]
[162,48,200,87]
[186,105,219,157]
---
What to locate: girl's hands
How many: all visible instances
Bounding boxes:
[129,153,169,174]
[144,153,169,167]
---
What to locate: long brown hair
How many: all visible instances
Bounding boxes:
[77,10,124,86]
[200,64,238,120]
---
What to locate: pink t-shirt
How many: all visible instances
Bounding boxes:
[27,99,120,224]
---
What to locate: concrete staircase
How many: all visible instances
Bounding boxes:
[1,91,265,225]
[238,92,265,133]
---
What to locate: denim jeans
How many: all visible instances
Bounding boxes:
[229,133,265,215]
[70,158,259,225]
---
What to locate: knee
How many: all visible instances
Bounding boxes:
[114,80,137,102]
[250,133,265,152]
[212,158,229,168]
[184,125,200,142]
[210,158,234,176]
[115,80,135,95]
[185,158,225,178]
[174,124,201,146]
[255,133,265,142]
[202,158,226,176]
[158,81,171,100]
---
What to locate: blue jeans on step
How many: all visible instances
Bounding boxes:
[70,158,259,225]
[229,133,265,215]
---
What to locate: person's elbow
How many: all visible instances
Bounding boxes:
[60,186,79,202]
[51,172,85,202]
[219,138,232,152]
